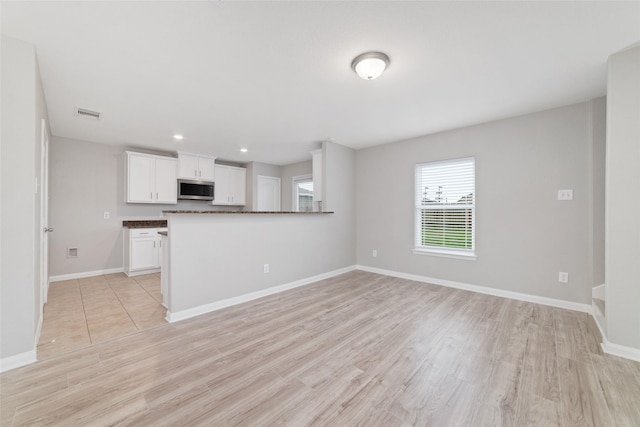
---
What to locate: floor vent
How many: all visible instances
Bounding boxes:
[75,108,101,120]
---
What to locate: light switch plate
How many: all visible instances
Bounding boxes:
[557,189,573,201]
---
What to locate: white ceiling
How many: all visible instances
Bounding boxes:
[2,1,639,165]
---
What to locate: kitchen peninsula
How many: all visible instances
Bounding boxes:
[161,210,352,323]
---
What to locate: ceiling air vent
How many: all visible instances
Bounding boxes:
[75,107,101,120]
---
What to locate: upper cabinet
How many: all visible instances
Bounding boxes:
[177,152,216,181]
[125,151,177,204]
[212,164,246,206]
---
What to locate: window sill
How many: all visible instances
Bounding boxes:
[412,248,477,261]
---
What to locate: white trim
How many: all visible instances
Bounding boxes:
[166,265,356,323]
[35,303,44,353]
[412,249,477,261]
[0,350,37,373]
[592,283,606,300]
[49,267,124,282]
[601,338,640,362]
[125,268,160,278]
[355,265,592,313]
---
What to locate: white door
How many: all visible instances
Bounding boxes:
[257,175,281,211]
[40,119,51,304]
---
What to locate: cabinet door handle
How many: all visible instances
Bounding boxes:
[156,192,158,200]
[150,192,153,199]
[195,169,197,176]
[199,170,202,177]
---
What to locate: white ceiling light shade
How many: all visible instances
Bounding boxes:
[351,51,390,80]
[173,134,184,140]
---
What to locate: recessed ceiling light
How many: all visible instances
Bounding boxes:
[240,148,248,153]
[351,52,390,80]
[173,134,184,140]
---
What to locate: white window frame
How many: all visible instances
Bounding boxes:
[414,157,476,260]
[292,174,313,212]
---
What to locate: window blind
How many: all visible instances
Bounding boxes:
[415,157,475,253]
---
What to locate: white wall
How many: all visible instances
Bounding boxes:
[167,142,356,315]
[49,137,218,277]
[0,36,49,361]
[605,43,640,350]
[280,160,312,211]
[356,100,605,305]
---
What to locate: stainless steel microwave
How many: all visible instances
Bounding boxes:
[177,179,214,201]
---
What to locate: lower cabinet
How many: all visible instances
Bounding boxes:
[124,228,166,276]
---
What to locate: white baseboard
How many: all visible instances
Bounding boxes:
[0,350,37,373]
[593,316,640,362]
[125,268,160,278]
[355,265,592,313]
[166,265,357,323]
[601,340,640,362]
[49,267,124,282]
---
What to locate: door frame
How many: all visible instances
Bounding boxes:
[39,118,50,305]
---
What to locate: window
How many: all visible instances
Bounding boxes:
[415,157,475,258]
[293,175,314,212]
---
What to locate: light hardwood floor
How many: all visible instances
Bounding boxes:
[37,273,167,359]
[2,271,639,426]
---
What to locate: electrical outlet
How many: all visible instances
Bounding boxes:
[372,249,378,257]
[557,189,573,201]
[558,272,569,283]
[103,212,110,219]
[263,264,270,273]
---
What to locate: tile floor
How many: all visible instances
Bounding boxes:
[37,272,167,360]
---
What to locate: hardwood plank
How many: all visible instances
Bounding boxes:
[2,271,638,426]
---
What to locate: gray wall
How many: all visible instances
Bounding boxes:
[280,160,312,211]
[605,43,640,349]
[356,101,605,305]
[1,36,49,359]
[590,97,606,289]
[49,137,217,277]
[168,142,356,313]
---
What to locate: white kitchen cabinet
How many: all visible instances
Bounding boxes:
[212,164,246,205]
[124,227,166,276]
[125,151,177,204]
[177,152,216,181]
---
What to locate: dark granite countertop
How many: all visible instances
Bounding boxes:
[122,220,168,228]
[162,211,334,215]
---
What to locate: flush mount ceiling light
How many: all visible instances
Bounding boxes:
[173,134,184,140]
[240,148,248,153]
[351,51,390,80]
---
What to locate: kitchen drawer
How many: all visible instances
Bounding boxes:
[131,228,158,238]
